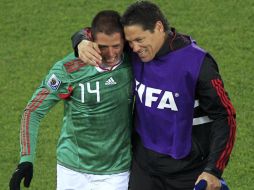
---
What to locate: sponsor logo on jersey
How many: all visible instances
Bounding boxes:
[47,74,61,90]
[105,77,117,85]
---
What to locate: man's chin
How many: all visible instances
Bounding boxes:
[106,62,118,67]
[140,57,151,63]
[100,61,119,68]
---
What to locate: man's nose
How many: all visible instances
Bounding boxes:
[108,47,114,57]
[132,42,140,53]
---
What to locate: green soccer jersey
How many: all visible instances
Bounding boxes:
[20,52,133,174]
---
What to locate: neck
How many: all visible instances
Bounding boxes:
[155,32,171,58]
[97,54,124,71]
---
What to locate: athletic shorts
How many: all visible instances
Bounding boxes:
[57,164,130,190]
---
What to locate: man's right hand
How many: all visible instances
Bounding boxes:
[78,40,102,66]
[9,162,33,190]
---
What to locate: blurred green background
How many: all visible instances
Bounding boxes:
[1,0,253,189]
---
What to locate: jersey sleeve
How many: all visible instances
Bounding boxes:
[19,62,71,163]
[197,54,236,177]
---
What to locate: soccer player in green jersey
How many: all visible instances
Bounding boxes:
[9,10,133,190]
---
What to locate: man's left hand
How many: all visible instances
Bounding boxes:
[195,172,221,190]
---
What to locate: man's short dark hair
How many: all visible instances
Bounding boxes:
[121,1,170,32]
[91,10,124,40]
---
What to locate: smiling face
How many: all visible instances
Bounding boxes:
[124,21,166,62]
[94,32,124,67]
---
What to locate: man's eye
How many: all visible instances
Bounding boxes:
[99,46,107,50]
[137,39,144,43]
[113,45,120,49]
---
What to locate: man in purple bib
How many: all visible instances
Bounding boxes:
[71,1,236,190]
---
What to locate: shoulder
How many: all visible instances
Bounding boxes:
[63,57,89,74]
[45,53,91,92]
[198,53,221,87]
[50,53,92,78]
[45,53,84,87]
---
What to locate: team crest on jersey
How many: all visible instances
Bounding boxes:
[47,74,61,90]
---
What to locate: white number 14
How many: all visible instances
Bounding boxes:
[79,82,100,103]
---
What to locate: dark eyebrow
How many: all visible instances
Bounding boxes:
[98,44,121,48]
[128,37,143,42]
[98,44,109,48]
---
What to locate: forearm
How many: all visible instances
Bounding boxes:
[71,27,92,57]
[204,81,236,177]
[20,87,52,163]
[19,83,61,163]
[197,54,236,177]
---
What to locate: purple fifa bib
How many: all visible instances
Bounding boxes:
[133,42,206,159]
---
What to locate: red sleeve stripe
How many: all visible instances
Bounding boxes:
[64,59,87,73]
[21,88,50,155]
[211,79,236,170]
[21,111,29,155]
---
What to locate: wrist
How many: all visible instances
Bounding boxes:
[203,167,223,179]
[20,155,34,164]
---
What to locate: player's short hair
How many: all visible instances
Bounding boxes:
[121,1,170,32]
[91,10,124,40]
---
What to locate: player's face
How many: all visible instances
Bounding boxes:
[94,32,124,67]
[124,22,166,62]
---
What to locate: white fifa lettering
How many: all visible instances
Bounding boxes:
[145,87,161,107]
[135,80,140,91]
[136,80,145,103]
[135,80,178,111]
[157,91,178,111]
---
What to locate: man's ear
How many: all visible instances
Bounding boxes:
[155,21,164,32]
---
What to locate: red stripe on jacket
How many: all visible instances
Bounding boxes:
[211,79,236,171]
[21,88,50,156]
